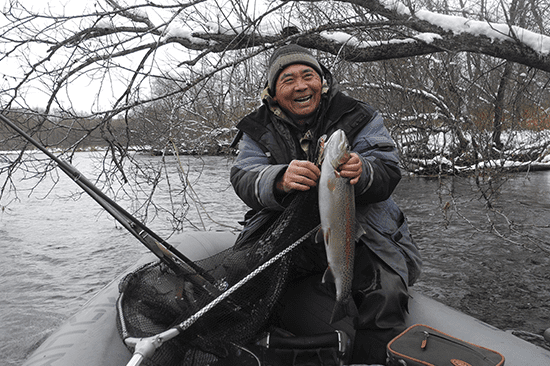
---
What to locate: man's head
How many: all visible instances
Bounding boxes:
[267,44,324,117]
[267,44,323,94]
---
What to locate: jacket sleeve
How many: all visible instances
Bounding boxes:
[351,108,402,203]
[230,133,288,212]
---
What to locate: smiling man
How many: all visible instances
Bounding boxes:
[230,44,422,365]
[272,64,323,117]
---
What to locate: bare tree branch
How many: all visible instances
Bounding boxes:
[1,0,549,234]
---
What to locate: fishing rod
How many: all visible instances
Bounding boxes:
[0,113,221,297]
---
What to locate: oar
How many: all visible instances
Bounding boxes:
[0,113,221,297]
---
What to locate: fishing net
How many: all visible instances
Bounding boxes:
[116,189,320,366]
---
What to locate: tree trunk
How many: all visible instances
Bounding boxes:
[492,62,512,151]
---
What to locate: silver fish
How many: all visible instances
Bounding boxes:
[317,129,359,324]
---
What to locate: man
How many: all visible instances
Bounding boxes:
[230,44,422,364]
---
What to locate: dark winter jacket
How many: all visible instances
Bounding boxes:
[230,70,421,286]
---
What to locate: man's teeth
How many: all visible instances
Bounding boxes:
[295,96,312,102]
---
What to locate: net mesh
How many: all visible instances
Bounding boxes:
[116,189,320,366]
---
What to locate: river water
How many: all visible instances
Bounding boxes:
[1,152,549,365]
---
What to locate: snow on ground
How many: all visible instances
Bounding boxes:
[398,128,550,174]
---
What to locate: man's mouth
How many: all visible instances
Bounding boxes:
[295,95,312,103]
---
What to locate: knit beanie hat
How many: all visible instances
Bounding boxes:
[267,44,323,95]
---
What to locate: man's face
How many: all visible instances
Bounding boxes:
[273,64,322,116]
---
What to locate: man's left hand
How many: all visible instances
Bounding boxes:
[339,153,362,185]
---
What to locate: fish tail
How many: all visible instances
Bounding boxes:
[329,297,358,324]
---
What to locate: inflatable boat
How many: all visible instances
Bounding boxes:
[22,231,550,366]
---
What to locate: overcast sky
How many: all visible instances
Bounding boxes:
[1,0,126,113]
[2,0,549,114]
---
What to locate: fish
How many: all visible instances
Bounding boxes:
[317,129,359,324]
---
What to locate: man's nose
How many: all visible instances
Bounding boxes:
[294,77,307,90]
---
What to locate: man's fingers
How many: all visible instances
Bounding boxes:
[288,160,321,180]
[339,153,362,185]
[278,160,321,193]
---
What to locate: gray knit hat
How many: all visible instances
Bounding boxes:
[267,44,323,95]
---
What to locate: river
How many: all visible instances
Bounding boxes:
[1,152,549,365]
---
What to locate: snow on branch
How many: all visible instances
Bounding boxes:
[409,8,550,56]
[313,0,550,71]
[379,0,550,56]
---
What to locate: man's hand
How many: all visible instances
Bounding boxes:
[276,160,321,193]
[338,152,362,185]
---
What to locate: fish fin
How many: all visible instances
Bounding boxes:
[354,225,367,241]
[321,267,335,284]
[316,227,330,245]
[329,297,359,324]
[315,228,324,244]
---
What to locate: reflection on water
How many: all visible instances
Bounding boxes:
[1,153,549,364]
[394,173,550,348]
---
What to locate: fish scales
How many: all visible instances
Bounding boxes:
[318,129,359,324]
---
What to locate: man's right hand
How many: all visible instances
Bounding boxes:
[276,160,321,194]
